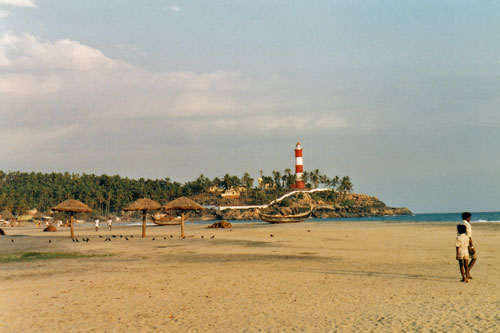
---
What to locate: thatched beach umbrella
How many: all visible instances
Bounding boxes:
[52,199,92,239]
[163,197,204,237]
[124,198,162,238]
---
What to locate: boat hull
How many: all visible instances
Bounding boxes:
[151,216,183,226]
[258,208,313,224]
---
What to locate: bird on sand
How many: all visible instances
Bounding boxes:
[125,237,129,240]
[152,237,155,241]
[120,235,123,238]
[210,235,215,239]
[11,239,14,243]
[130,235,133,238]
[270,234,274,237]
[307,230,311,232]
[164,237,166,240]
[99,235,103,238]
[201,235,204,238]
[49,240,51,243]
[170,235,173,238]
[112,235,116,238]
[75,238,79,242]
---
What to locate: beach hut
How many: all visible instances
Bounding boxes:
[163,197,204,238]
[0,209,15,221]
[34,212,53,222]
[52,199,92,239]
[123,198,162,238]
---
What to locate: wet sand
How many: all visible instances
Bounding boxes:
[1,221,500,332]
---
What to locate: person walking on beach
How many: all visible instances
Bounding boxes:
[94,218,99,232]
[460,212,477,279]
[456,224,470,283]
[107,218,112,231]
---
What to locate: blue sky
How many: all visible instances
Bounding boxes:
[1,0,500,213]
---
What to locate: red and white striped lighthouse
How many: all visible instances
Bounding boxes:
[294,142,305,189]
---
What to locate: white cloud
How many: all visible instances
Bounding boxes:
[169,5,181,12]
[0,9,10,17]
[0,33,347,158]
[0,0,35,7]
[0,33,117,70]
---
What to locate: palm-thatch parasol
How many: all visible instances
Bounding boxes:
[52,199,92,239]
[163,197,204,237]
[124,198,162,238]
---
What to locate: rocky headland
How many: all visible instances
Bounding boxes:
[192,191,412,221]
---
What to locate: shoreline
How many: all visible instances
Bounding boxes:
[5,214,500,231]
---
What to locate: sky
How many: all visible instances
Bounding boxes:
[1,0,500,213]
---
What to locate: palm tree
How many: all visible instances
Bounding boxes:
[311,169,321,189]
[272,170,282,189]
[338,176,353,193]
[328,176,340,190]
[242,172,254,189]
[319,174,329,188]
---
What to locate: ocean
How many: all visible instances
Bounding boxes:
[310,211,500,223]
[223,211,500,224]
[122,211,500,226]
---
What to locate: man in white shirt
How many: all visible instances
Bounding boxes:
[461,212,477,278]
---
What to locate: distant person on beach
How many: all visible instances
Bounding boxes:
[95,218,99,232]
[107,218,112,231]
[459,212,477,278]
[456,224,470,283]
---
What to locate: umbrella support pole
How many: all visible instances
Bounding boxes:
[70,212,74,239]
[142,210,146,238]
[181,212,185,238]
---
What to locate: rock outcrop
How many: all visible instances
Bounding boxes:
[208,220,232,228]
[197,190,412,220]
[43,225,57,232]
[310,193,412,218]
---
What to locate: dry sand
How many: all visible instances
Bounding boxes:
[1,221,500,332]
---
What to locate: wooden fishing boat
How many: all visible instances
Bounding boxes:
[150,214,183,226]
[258,207,313,224]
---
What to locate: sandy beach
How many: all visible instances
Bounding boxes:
[1,221,500,332]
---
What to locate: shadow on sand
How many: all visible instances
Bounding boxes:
[294,267,457,282]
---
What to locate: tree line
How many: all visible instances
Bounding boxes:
[0,170,353,215]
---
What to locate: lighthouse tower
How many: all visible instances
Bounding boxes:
[294,142,305,189]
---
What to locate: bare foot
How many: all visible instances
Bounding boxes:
[467,275,473,280]
[465,279,469,283]
[461,278,465,282]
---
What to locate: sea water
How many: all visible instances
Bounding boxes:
[122,211,500,225]
[316,211,500,223]
[217,211,500,224]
